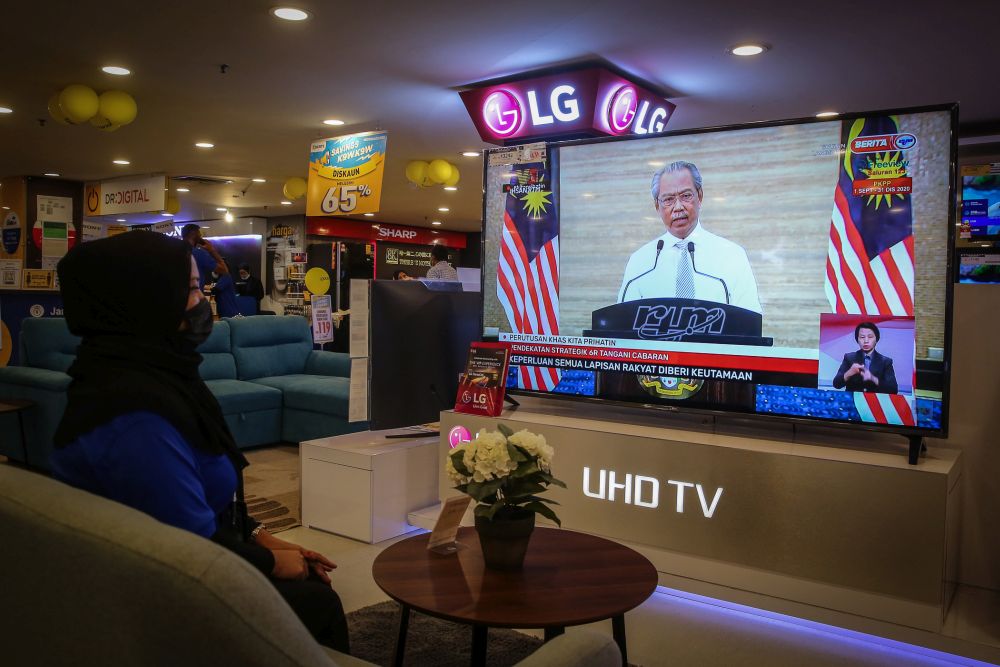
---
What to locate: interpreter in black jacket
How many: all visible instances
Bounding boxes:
[832,321,898,394]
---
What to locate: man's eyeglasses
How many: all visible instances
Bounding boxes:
[657,191,697,208]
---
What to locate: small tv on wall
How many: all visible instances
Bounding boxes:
[480,105,956,438]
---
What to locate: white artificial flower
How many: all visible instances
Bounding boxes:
[508,429,555,471]
[468,429,517,482]
[445,456,470,485]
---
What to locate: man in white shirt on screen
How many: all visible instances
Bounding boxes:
[618,161,761,313]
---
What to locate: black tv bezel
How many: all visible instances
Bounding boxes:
[478,103,957,439]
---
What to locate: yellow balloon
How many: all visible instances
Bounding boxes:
[283,177,307,200]
[99,90,137,126]
[428,159,453,184]
[405,160,428,185]
[304,267,330,295]
[443,164,460,187]
[59,84,99,124]
[164,197,181,215]
[47,93,72,125]
[89,114,120,132]
[421,174,436,188]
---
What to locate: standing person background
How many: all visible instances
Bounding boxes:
[49,232,351,653]
[425,244,458,280]
[181,223,227,290]
[212,258,240,318]
[235,262,265,312]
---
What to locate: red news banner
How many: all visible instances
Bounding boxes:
[503,338,819,387]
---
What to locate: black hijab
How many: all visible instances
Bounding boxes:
[54,231,246,468]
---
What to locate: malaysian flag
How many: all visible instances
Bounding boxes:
[496,163,561,391]
[825,116,915,425]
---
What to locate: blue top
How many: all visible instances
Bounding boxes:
[50,411,236,538]
[192,246,217,290]
[213,274,241,317]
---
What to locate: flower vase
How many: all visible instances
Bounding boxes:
[474,509,535,571]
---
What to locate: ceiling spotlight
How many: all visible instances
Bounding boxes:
[431,221,442,226]
[323,119,345,126]
[271,7,310,21]
[113,159,130,165]
[252,178,266,183]
[443,186,458,192]
[195,142,214,149]
[0,107,12,114]
[461,151,480,157]
[363,213,374,217]
[116,218,126,222]
[44,173,60,177]
[730,44,767,56]
[815,111,839,118]
[161,212,174,217]
[280,200,292,205]
[437,207,450,212]
[176,187,190,192]
[102,66,131,76]
[216,207,228,212]
[224,212,235,223]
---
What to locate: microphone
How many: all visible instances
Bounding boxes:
[687,241,729,304]
[620,239,664,302]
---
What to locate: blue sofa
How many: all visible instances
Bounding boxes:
[0,315,365,470]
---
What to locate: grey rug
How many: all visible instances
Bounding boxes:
[243,445,301,533]
[347,601,543,666]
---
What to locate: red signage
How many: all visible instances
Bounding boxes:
[460,66,675,144]
[307,218,467,248]
[850,133,917,153]
[454,342,510,417]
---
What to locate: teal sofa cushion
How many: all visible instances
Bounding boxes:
[251,375,350,418]
[304,350,351,377]
[228,316,312,380]
[197,321,237,381]
[0,366,73,392]
[20,318,80,372]
[204,379,282,415]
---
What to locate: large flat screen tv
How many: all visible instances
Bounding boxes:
[481,105,955,437]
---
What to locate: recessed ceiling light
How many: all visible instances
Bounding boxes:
[195,142,214,149]
[216,207,228,212]
[0,107,12,114]
[271,7,310,21]
[363,213,374,217]
[252,178,266,183]
[176,187,189,192]
[461,151,480,157]
[102,66,131,76]
[437,207,449,212]
[443,186,458,192]
[116,218,126,222]
[431,221,442,226]
[323,119,345,126]
[730,44,767,57]
[44,173,60,177]
[224,212,235,223]
[1,206,9,210]
[113,159,130,165]
[280,200,292,205]
[161,212,174,217]
[815,111,839,118]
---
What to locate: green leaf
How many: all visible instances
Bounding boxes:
[512,444,532,460]
[504,481,547,499]
[506,443,528,463]
[537,471,567,488]
[522,496,560,506]
[510,462,538,479]
[449,451,471,476]
[454,484,468,494]
[474,501,505,520]
[524,501,561,527]
[466,477,505,502]
[497,423,515,438]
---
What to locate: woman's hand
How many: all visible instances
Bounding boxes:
[270,549,309,580]
[255,528,337,584]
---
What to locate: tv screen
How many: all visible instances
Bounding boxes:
[960,163,1000,239]
[957,251,1000,284]
[481,106,955,435]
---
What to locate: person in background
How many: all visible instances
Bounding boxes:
[235,262,265,311]
[213,258,240,318]
[181,223,228,290]
[425,244,458,280]
[50,231,351,653]
[392,269,411,280]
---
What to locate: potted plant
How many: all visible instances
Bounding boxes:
[446,424,566,570]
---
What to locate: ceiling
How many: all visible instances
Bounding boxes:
[1,1,998,233]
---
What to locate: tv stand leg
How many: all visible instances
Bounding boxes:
[907,435,924,465]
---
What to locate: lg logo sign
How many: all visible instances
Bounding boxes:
[483,85,581,137]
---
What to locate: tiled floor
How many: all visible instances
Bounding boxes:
[280,525,1000,667]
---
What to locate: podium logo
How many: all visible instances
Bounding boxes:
[583,467,723,518]
[632,305,725,340]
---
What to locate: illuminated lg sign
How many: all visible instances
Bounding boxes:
[608,85,637,134]
[448,426,472,448]
[460,66,675,144]
[482,90,522,137]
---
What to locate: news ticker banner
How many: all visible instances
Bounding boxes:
[497,333,819,388]
[307,131,388,216]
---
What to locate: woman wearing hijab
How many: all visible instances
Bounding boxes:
[50,232,350,653]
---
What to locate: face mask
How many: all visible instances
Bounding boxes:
[182,300,214,347]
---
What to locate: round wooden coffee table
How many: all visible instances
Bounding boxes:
[372,526,657,666]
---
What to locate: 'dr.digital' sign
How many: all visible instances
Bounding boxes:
[460,66,675,144]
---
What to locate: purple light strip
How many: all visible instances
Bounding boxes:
[655,586,994,666]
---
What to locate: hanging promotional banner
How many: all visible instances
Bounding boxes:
[454,342,511,417]
[84,174,167,216]
[307,131,387,217]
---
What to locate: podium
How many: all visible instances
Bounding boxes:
[583,298,772,408]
